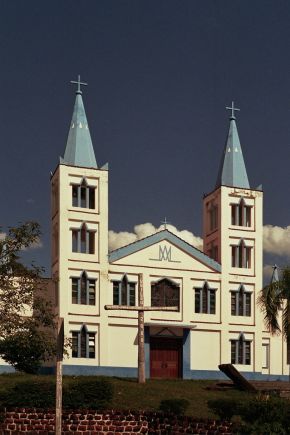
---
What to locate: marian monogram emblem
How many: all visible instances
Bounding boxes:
[159,245,171,261]
[150,245,180,263]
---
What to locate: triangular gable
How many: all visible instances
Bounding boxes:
[109,230,221,272]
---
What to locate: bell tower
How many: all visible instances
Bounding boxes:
[51,76,109,370]
[203,103,263,374]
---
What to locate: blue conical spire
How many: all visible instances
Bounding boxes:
[216,102,249,189]
[271,264,279,284]
[61,76,97,168]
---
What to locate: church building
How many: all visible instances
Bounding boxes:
[3,79,287,379]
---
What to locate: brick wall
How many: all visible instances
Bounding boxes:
[0,408,234,434]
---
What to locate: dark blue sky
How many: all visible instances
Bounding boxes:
[1,1,290,274]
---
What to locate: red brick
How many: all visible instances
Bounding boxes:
[88,420,97,426]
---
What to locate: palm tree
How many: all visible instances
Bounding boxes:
[259,265,290,343]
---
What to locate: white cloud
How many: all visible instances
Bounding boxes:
[263,225,290,257]
[109,223,203,252]
[30,238,43,249]
[109,222,290,261]
[21,237,43,251]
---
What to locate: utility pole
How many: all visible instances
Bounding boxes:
[55,317,64,435]
[105,273,178,383]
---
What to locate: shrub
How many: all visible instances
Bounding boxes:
[0,380,55,407]
[207,398,241,420]
[63,378,113,409]
[159,398,189,415]
[208,396,290,434]
[0,377,113,410]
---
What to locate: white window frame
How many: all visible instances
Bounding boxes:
[194,281,216,314]
[72,223,95,254]
[231,198,252,227]
[72,324,96,359]
[112,274,136,306]
[231,333,251,365]
[231,285,251,316]
[72,178,95,209]
[71,271,96,305]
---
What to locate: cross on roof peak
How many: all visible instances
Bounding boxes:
[161,217,170,230]
[70,75,88,94]
[226,101,240,120]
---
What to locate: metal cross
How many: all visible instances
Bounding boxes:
[161,217,170,230]
[70,75,88,94]
[226,101,240,119]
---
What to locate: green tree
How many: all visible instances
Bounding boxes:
[0,222,57,373]
[259,266,290,341]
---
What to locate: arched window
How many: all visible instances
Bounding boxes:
[231,333,251,365]
[208,201,218,231]
[72,178,95,209]
[151,278,179,309]
[113,274,136,306]
[231,285,251,316]
[231,239,251,268]
[231,198,251,227]
[72,324,96,359]
[71,271,96,305]
[72,223,95,254]
[194,281,216,314]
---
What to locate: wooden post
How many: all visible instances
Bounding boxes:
[55,317,64,435]
[104,273,178,384]
[138,274,145,383]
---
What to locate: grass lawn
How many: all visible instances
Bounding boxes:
[0,373,251,418]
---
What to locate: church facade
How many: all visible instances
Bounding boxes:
[1,82,287,379]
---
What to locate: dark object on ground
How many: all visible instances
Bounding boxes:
[159,398,190,415]
[219,364,257,392]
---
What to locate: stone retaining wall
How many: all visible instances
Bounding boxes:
[0,408,234,434]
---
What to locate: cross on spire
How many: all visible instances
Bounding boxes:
[226,101,240,120]
[161,217,170,230]
[70,75,88,94]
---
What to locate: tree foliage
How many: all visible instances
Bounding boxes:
[259,266,290,339]
[0,222,57,373]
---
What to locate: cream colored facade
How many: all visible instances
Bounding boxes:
[0,89,287,379]
[48,159,288,379]
[47,90,289,380]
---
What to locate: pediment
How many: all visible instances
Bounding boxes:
[109,230,221,273]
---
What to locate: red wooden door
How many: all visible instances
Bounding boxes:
[150,338,182,379]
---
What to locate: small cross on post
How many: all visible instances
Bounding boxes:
[226,101,240,120]
[105,273,178,383]
[161,217,170,230]
[70,75,88,94]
